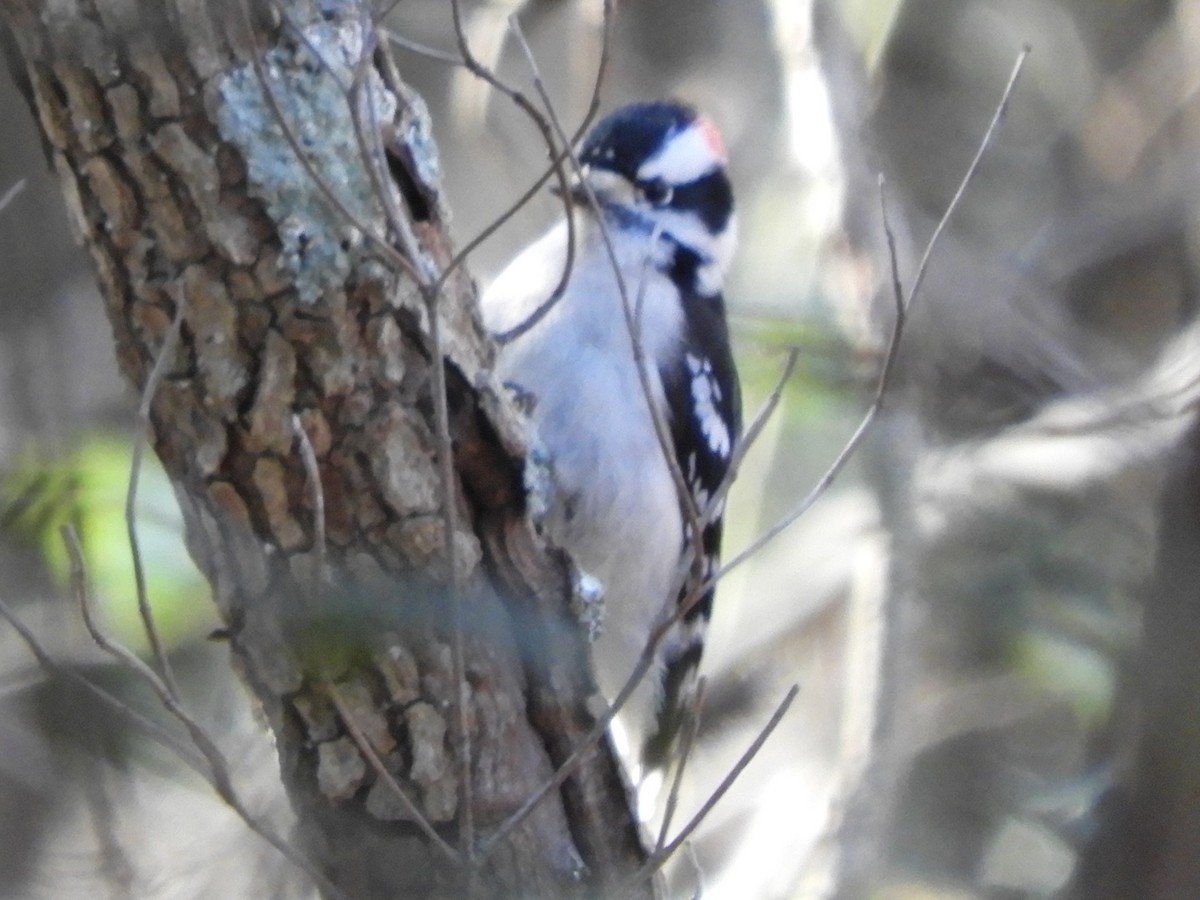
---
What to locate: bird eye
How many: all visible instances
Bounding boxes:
[640,180,673,207]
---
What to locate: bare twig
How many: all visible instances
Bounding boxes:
[448,0,578,344]
[437,0,614,341]
[370,6,476,863]
[478,602,664,857]
[126,293,186,698]
[347,7,431,283]
[368,5,475,861]
[325,681,461,863]
[291,414,326,605]
[656,676,707,853]
[625,684,799,892]
[909,44,1031,307]
[0,179,26,214]
[480,500,724,860]
[706,44,1032,592]
[423,279,475,865]
[370,0,404,27]
[61,525,349,899]
[730,349,801,485]
[382,28,465,66]
[270,4,477,861]
[703,346,800,527]
[879,177,906,325]
[371,10,477,854]
[0,596,207,774]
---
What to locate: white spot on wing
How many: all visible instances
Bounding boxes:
[637,122,723,185]
[686,353,732,458]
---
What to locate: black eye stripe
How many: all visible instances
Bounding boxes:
[639,179,673,206]
[665,171,734,233]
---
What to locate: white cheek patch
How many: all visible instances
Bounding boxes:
[637,122,723,185]
[686,353,732,459]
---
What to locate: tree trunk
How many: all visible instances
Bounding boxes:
[0,0,648,896]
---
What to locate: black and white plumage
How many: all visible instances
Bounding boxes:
[482,102,742,778]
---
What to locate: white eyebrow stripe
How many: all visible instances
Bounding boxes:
[636,124,721,185]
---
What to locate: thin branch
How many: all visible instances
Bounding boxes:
[709,360,885,588]
[361,14,478,861]
[423,274,476,865]
[656,676,707,853]
[0,179,26,213]
[382,28,466,67]
[731,348,801,483]
[347,7,431,285]
[126,293,186,698]
[703,346,800,528]
[291,414,326,606]
[325,681,461,863]
[625,684,799,893]
[480,516,713,859]
[706,44,1032,592]
[908,44,1031,307]
[370,0,404,26]
[373,7,476,863]
[480,658,646,857]
[880,176,906,324]
[274,5,477,860]
[433,0,613,333]
[446,0,578,343]
[61,525,349,900]
[363,5,475,860]
[0,596,207,774]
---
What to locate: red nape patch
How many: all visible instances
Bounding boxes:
[696,115,727,163]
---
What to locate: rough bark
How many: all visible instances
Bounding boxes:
[0,0,648,896]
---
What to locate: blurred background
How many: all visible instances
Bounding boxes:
[2,0,1199,896]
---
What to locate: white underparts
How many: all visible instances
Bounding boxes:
[482,217,688,756]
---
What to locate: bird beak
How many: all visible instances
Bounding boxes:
[548,171,589,205]
[550,166,635,208]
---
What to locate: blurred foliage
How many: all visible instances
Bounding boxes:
[2,433,213,654]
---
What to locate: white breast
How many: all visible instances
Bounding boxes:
[482,216,686,754]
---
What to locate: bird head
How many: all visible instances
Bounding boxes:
[567,102,737,294]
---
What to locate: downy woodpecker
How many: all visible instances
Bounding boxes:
[482,101,742,779]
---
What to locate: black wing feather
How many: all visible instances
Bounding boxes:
[645,288,741,767]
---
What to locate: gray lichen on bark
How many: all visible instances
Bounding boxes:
[215,15,406,303]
